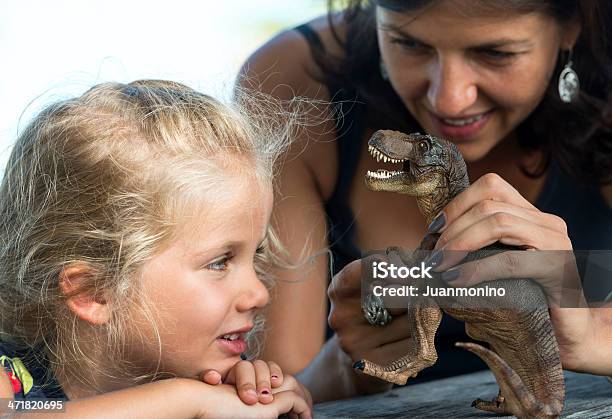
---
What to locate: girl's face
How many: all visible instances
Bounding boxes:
[377,1,579,161]
[131,170,272,380]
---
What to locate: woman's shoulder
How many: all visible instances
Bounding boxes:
[239,14,346,102]
[239,15,350,201]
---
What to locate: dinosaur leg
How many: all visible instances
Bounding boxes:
[471,390,507,415]
[355,300,442,385]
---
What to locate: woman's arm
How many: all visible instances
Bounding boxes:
[563,305,612,375]
[238,25,336,374]
[238,23,415,402]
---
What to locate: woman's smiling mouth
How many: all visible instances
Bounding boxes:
[430,110,494,140]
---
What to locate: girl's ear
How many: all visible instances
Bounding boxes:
[59,264,110,325]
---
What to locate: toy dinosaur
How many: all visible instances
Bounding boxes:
[359,130,565,419]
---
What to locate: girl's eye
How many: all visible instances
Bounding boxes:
[256,245,266,255]
[206,254,232,272]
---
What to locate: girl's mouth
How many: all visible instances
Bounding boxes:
[217,332,247,355]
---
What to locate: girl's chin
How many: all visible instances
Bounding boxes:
[207,355,243,379]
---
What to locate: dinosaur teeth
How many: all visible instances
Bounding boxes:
[368,146,404,164]
[366,170,403,179]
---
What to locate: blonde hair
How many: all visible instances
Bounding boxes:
[0,80,292,390]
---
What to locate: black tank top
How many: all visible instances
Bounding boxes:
[295,23,612,382]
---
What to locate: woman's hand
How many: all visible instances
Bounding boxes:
[427,173,598,371]
[327,258,411,394]
[432,173,572,254]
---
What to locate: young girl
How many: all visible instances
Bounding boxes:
[0,80,312,418]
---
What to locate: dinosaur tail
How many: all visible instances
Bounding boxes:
[456,342,562,419]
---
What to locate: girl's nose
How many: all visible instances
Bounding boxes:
[426,56,478,117]
[236,267,270,311]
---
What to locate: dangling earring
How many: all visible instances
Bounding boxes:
[558,48,580,103]
[379,58,389,81]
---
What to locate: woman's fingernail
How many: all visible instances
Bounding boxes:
[441,268,461,283]
[425,249,444,268]
[247,389,258,398]
[427,212,446,234]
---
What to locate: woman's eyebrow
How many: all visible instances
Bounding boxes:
[474,39,533,49]
[381,23,532,49]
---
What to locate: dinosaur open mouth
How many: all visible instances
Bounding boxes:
[366,144,410,181]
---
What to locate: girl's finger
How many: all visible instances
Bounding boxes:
[230,361,258,405]
[272,391,313,419]
[435,173,537,234]
[267,361,283,388]
[200,369,221,385]
[253,360,273,403]
[435,200,566,250]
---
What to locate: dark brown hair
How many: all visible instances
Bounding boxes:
[315,0,612,184]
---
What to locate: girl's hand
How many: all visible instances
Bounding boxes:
[428,173,594,370]
[191,381,312,419]
[201,360,311,408]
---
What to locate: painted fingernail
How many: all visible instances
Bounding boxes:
[441,268,461,283]
[425,249,444,268]
[352,360,365,371]
[427,212,446,234]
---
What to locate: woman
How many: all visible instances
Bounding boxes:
[239,0,612,402]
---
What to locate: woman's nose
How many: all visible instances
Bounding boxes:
[236,267,270,311]
[426,56,478,116]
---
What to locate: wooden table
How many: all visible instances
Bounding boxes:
[314,370,612,418]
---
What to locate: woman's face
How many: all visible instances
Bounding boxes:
[377,1,579,161]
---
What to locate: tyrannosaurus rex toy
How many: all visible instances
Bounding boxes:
[359,130,565,419]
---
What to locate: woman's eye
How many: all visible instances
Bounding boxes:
[389,37,428,53]
[206,254,232,272]
[479,49,518,61]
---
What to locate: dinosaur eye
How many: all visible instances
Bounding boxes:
[418,141,430,152]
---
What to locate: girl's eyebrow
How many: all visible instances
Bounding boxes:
[380,22,533,49]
